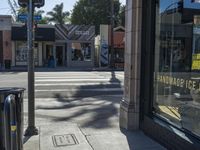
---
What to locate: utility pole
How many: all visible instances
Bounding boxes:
[110,0,115,68]
[25,0,38,136]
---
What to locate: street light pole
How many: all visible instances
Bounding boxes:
[25,0,38,136]
[110,0,115,68]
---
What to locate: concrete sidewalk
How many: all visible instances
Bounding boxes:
[23,123,166,150]
[23,95,166,150]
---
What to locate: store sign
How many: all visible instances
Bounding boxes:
[75,31,89,36]
[156,74,200,91]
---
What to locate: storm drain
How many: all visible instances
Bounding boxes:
[52,134,79,147]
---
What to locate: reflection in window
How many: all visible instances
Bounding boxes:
[154,0,200,137]
[71,43,91,61]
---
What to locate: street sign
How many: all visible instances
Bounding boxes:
[34,15,42,21]
[18,14,42,22]
[18,14,27,22]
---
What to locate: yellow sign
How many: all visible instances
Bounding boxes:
[11,125,17,132]
[192,53,200,70]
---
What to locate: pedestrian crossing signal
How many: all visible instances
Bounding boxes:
[18,0,45,8]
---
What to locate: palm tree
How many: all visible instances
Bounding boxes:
[47,3,70,25]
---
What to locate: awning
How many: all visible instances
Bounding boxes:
[11,26,55,41]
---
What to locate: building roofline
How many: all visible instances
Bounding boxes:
[12,23,55,28]
[0,15,12,18]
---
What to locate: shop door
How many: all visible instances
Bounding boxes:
[56,46,64,66]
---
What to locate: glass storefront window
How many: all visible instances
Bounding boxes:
[154,0,200,137]
[16,41,38,65]
[71,43,91,61]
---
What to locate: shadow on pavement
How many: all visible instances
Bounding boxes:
[36,71,123,129]
[120,128,167,150]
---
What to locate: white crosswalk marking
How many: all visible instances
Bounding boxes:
[35,82,122,86]
[35,78,112,82]
[35,88,122,92]
[34,72,124,98]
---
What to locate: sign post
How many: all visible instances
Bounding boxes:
[18,0,44,136]
[24,0,38,136]
[110,0,115,68]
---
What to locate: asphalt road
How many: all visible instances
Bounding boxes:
[0,71,124,98]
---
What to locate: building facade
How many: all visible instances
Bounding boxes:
[120,0,200,149]
[0,16,12,68]
[0,15,95,69]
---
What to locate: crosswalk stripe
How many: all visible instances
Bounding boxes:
[35,88,122,92]
[35,79,114,82]
[35,83,123,86]
[23,95,123,102]
[35,77,104,79]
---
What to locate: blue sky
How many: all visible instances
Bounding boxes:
[0,0,126,15]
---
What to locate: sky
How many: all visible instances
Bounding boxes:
[0,0,126,15]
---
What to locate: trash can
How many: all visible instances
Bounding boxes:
[4,60,11,69]
[0,88,25,150]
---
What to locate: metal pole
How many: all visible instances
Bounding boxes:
[25,0,38,136]
[110,0,115,68]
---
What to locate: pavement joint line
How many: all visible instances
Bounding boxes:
[78,127,94,150]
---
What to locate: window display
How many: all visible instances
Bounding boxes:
[71,43,91,61]
[154,0,200,137]
[16,42,38,65]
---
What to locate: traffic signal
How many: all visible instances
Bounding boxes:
[177,0,183,13]
[18,0,27,7]
[18,0,45,8]
[34,0,45,8]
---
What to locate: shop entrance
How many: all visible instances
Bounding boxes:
[56,46,64,66]
[45,44,54,67]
